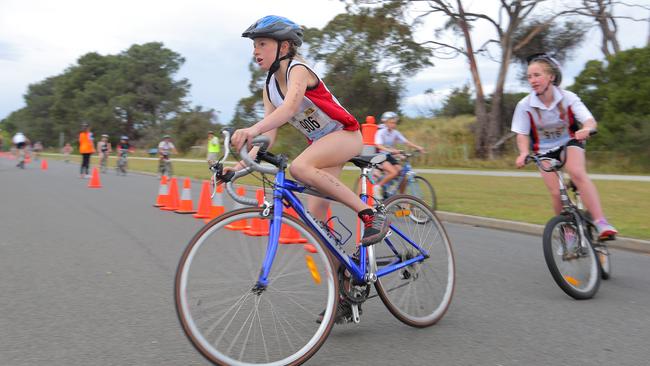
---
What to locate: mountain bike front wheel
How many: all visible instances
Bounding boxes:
[543,215,600,299]
[374,195,455,327]
[175,207,338,366]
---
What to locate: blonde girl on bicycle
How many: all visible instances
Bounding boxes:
[511,53,617,239]
[229,15,389,246]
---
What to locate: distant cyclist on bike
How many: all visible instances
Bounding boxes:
[97,134,112,173]
[511,53,617,239]
[12,132,30,169]
[374,111,425,199]
[116,135,130,174]
[158,134,177,177]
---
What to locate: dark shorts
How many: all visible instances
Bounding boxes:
[16,142,25,149]
[541,139,584,161]
[384,153,399,165]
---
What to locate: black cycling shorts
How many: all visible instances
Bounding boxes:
[384,153,399,165]
[541,139,585,161]
[16,142,25,149]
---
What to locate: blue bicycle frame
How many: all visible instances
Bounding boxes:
[255,168,430,289]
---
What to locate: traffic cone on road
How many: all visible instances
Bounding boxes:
[162,177,180,211]
[279,207,308,244]
[175,178,196,214]
[154,176,169,208]
[41,159,48,171]
[225,186,251,230]
[203,183,225,223]
[244,189,269,236]
[193,180,212,219]
[88,167,102,188]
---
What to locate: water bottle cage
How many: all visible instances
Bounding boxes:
[322,216,352,247]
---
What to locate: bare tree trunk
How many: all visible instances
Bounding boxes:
[457,0,489,158]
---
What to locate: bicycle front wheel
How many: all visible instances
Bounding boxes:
[543,215,600,299]
[175,207,338,366]
[374,195,455,327]
[405,176,436,210]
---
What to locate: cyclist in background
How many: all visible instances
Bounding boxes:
[158,134,177,176]
[116,135,130,174]
[62,142,73,163]
[12,132,30,169]
[32,141,43,161]
[511,53,617,239]
[97,134,112,173]
[374,111,425,199]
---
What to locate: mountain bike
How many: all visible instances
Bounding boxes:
[527,142,612,300]
[175,130,455,365]
[354,151,436,209]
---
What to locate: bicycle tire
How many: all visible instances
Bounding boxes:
[542,214,600,299]
[374,195,455,327]
[584,213,611,280]
[175,207,338,366]
[405,176,436,210]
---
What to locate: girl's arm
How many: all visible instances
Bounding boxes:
[230,88,279,171]
[231,66,315,150]
[515,134,530,168]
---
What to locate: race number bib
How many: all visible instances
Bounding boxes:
[540,126,566,140]
[289,107,341,140]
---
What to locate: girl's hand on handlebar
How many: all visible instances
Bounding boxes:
[231,127,259,151]
[574,128,593,141]
[515,153,528,168]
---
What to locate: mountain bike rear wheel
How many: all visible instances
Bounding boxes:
[374,195,455,327]
[543,214,600,299]
[175,207,338,365]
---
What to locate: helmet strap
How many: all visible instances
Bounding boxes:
[265,40,293,86]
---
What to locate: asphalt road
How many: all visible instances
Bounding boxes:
[1,158,649,366]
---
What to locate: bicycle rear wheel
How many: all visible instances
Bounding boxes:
[175,207,338,365]
[405,175,436,210]
[374,195,455,327]
[542,215,600,299]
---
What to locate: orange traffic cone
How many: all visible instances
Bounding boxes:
[193,180,212,219]
[203,183,225,223]
[225,186,251,230]
[88,167,102,188]
[153,176,169,208]
[41,159,48,171]
[162,177,180,211]
[279,207,308,244]
[175,178,196,214]
[244,189,269,236]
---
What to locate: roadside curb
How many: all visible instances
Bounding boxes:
[437,211,650,254]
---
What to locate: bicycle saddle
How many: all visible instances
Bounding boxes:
[349,154,386,169]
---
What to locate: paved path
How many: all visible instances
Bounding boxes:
[1,158,649,365]
[41,153,650,182]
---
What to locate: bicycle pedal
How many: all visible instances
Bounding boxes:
[351,304,361,324]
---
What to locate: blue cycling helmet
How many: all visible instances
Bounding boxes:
[242,15,303,46]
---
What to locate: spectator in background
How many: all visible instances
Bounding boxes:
[62,142,73,163]
[78,123,95,178]
[206,130,221,164]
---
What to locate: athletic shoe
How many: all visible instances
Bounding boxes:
[359,209,390,246]
[595,219,617,239]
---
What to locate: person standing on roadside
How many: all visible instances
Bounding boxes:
[78,123,95,178]
[206,130,221,164]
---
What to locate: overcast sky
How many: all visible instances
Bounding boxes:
[1,0,648,124]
